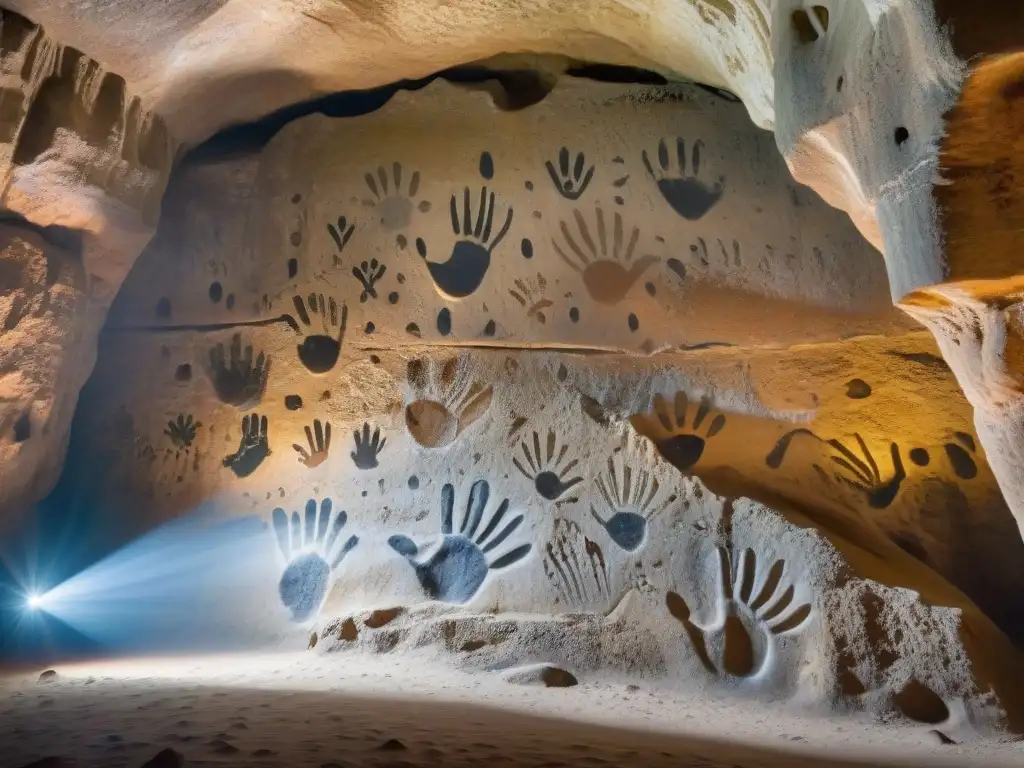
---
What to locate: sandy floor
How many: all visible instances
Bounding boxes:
[1,651,1022,768]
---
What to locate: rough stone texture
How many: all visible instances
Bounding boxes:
[0,221,96,531]
[61,81,1024,734]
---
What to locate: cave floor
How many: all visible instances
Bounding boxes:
[1,651,1021,767]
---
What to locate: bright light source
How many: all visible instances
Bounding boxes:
[26,593,44,609]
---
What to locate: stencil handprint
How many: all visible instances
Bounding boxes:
[404,356,492,449]
[388,480,531,604]
[164,414,200,449]
[590,454,669,552]
[632,392,726,471]
[351,422,386,469]
[513,429,583,504]
[223,413,270,478]
[545,147,595,201]
[643,137,725,220]
[293,419,331,468]
[553,206,657,305]
[361,162,432,231]
[272,498,358,622]
[826,433,906,509]
[206,333,269,409]
[667,547,812,678]
[287,294,348,374]
[415,186,513,299]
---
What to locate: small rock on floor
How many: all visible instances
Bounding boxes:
[377,738,408,751]
[502,663,578,688]
[37,670,57,684]
[139,747,185,767]
[928,729,957,745]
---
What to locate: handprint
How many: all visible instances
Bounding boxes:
[164,414,200,449]
[350,422,386,470]
[223,413,271,478]
[293,419,331,468]
[826,433,906,509]
[206,333,270,409]
[545,147,595,201]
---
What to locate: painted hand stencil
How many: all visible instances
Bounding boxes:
[826,434,906,510]
[361,162,431,231]
[667,547,812,678]
[206,333,269,409]
[508,273,552,324]
[388,480,531,604]
[404,357,492,449]
[590,454,670,552]
[513,429,583,505]
[164,414,200,449]
[545,147,595,201]
[272,498,358,622]
[293,419,331,468]
[351,422,386,470]
[223,413,270,478]
[286,294,348,374]
[643,137,725,220]
[553,206,657,305]
[543,518,609,608]
[415,186,513,299]
[633,392,726,472]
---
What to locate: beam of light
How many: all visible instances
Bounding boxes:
[29,503,278,653]
[26,593,44,609]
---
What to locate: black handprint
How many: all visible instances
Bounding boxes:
[352,259,386,302]
[294,419,331,468]
[827,434,906,509]
[207,333,270,409]
[351,422,386,470]
[223,413,271,478]
[164,414,201,449]
[327,215,354,266]
[643,137,725,220]
[545,147,595,201]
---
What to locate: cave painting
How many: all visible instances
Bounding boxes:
[388,479,532,604]
[543,517,609,608]
[352,259,386,302]
[667,547,812,678]
[553,206,657,305]
[643,137,725,220]
[350,422,386,470]
[404,356,493,449]
[545,147,595,201]
[293,419,331,468]
[223,413,270,478]
[327,215,355,266]
[417,185,514,299]
[272,497,359,622]
[287,294,348,374]
[589,454,670,552]
[827,434,906,510]
[633,392,727,472]
[513,429,584,504]
[206,333,270,409]
[509,273,552,324]
[361,162,432,231]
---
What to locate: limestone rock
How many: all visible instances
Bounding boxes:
[503,663,579,687]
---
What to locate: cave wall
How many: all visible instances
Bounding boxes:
[59,79,1024,730]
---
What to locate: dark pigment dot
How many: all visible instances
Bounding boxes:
[525,180,534,191]
[408,476,420,490]
[645,282,656,296]
[290,231,302,247]
[156,297,171,318]
[406,323,421,338]
[388,291,399,305]
[628,313,640,332]
[479,151,495,180]
[483,319,496,337]
[175,364,192,382]
[415,238,427,258]
[569,307,579,323]
[397,272,406,285]
[226,294,235,310]
[837,75,844,91]
[397,234,408,249]
[365,321,375,334]
[209,282,223,303]
[291,193,301,204]
[321,390,331,401]
[287,258,298,278]
[370,354,381,364]
[894,126,909,146]
[284,395,303,411]
[437,308,452,336]
[909,448,930,466]
[361,490,368,498]
[557,364,568,383]
[521,238,533,259]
